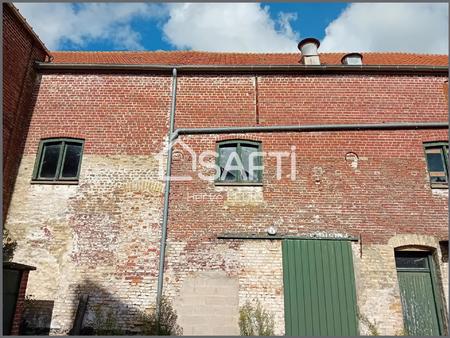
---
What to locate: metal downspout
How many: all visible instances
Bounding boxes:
[156,68,177,318]
[170,122,448,140]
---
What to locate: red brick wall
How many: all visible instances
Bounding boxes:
[174,74,448,128]
[21,71,448,244]
[9,68,448,333]
[2,4,47,221]
[11,271,30,335]
[169,75,448,251]
[23,73,172,155]
[169,130,448,246]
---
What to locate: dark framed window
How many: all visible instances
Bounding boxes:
[424,142,448,189]
[216,140,262,184]
[32,138,84,182]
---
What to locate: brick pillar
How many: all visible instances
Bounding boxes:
[10,271,29,335]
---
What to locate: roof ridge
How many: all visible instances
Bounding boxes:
[50,50,448,57]
[50,50,299,55]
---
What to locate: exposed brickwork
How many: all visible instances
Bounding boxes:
[11,271,30,335]
[2,3,48,221]
[4,66,448,334]
[8,155,166,334]
[22,73,171,156]
[168,130,448,244]
[174,74,448,128]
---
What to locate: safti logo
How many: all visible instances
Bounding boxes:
[156,139,297,182]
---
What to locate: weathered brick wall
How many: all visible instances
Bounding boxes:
[2,4,48,221]
[6,73,172,334]
[168,130,448,243]
[10,270,31,335]
[5,70,448,334]
[175,74,448,128]
[166,72,447,334]
[163,128,448,334]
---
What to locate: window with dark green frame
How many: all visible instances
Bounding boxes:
[216,140,262,184]
[32,138,84,182]
[424,142,448,189]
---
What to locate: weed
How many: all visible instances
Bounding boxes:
[239,300,274,336]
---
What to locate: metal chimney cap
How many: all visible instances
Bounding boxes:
[298,37,320,51]
[341,52,363,65]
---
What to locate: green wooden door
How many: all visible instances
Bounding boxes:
[395,251,444,336]
[282,239,358,336]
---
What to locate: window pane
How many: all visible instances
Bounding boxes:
[61,143,82,178]
[219,145,238,181]
[395,253,428,269]
[426,152,445,172]
[241,145,261,181]
[39,143,61,178]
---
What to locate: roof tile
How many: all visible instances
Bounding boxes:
[49,51,448,66]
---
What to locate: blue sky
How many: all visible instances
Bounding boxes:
[81,3,348,51]
[15,3,448,54]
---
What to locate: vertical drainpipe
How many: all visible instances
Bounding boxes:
[254,75,259,124]
[156,68,177,318]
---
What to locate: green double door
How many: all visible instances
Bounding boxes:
[282,239,358,336]
[395,251,445,336]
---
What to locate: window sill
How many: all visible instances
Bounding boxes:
[214,181,263,187]
[430,184,448,189]
[30,180,79,185]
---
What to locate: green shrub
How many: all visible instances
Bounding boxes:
[140,297,182,336]
[239,300,274,336]
[394,327,408,336]
[357,311,380,336]
[91,306,124,335]
[3,228,17,261]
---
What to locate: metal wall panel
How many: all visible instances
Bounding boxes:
[282,239,358,336]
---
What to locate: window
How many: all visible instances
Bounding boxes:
[32,138,84,182]
[424,142,448,188]
[216,140,262,184]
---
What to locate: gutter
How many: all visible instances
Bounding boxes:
[35,62,449,74]
[171,122,449,141]
[155,68,177,319]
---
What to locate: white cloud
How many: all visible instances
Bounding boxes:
[162,3,299,52]
[13,3,166,50]
[320,3,448,54]
[13,3,448,54]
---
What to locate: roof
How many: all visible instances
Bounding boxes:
[4,261,37,271]
[6,3,51,58]
[50,51,448,66]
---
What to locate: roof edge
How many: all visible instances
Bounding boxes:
[36,62,449,74]
[5,3,51,58]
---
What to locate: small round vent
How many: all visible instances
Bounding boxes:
[341,52,363,65]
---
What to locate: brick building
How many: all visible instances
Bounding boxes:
[2,3,50,222]
[3,4,449,336]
